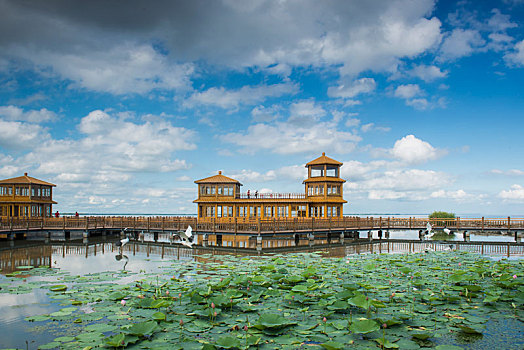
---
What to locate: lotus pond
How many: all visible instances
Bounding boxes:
[1,250,523,350]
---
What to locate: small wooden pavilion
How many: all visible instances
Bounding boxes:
[194,153,347,220]
[0,173,56,218]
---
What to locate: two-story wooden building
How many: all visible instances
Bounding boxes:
[0,173,56,218]
[194,153,347,220]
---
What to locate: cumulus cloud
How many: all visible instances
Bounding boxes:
[251,105,280,122]
[394,84,423,99]
[408,64,447,82]
[222,121,361,155]
[439,28,486,61]
[23,110,196,190]
[504,40,524,66]
[0,105,56,123]
[390,135,444,164]
[490,169,524,176]
[328,78,376,99]
[0,119,50,150]
[184,83,298,110]
[498,184,524,200]
[430,189,482,201]
[0,0,443,92]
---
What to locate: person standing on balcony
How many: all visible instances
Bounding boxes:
[255,190,258,198]
[247,190,250,198]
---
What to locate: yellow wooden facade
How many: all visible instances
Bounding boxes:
[194,153,347,220]
[0,173,57,218]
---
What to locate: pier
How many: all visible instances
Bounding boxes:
[1,216,524,240]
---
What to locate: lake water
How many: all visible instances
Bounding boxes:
[0,231,522,349]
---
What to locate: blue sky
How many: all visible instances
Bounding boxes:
[1,0,523,216]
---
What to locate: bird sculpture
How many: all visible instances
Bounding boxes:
[424,222,434,239]
[173,225,194,248]
[443,227,451,235]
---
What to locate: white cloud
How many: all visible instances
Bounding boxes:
[251,105,280,122]
[222,121,361,155]
[394,84,423,99]
[287,100,326,126]
[487,9,517,32]
[504,40,524,66]
[23,110,196,192]
[0,119,50,150]
[409,64,448,82]
[491,169,524,176]
[390,135,443,164]
[439,28,486,61]
[498,184,524,200]
[328,78,376,99]
[15,44,194,95]
[0,105,56,123]
[430,189,482,201]
[230,169,277,183]
[184,83,298,110]
[361,123,390,133]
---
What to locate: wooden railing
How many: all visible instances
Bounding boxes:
[1,216,524,234]
[237,192,306,199]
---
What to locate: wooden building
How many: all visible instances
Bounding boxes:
[194,153,347,220]
[0,173,56,218]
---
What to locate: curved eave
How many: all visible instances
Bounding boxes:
[303,177,346,184]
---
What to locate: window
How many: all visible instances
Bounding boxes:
[38,188,41,196]
[311,166,323,177]
[217,206,222,217]
[8,187,12,195]
[46,206,51,216]
[277,206,288,217]
[228,206,233,217]
[326,166,338,177]
[264,206,273,217]
[15,187,20,196]
[218,186,223,195]
[224,186,233,196]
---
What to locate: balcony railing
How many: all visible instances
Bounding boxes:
[237,192,306,199]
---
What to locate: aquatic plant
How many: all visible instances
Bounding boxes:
[2,251,523,349]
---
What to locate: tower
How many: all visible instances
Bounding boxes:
[303,153,346,217]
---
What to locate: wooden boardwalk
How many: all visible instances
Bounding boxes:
[1,216,524,237]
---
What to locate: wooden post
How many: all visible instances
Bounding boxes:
[409,217,412,229]
[507,243,510,258]
[481,217,484,231]
[257,218,261,234]
[387,217,390,231]
[311,217,314,233]
[481,242,484,255]
[379,217,382,229]
[161,217,165,232]
[234,217,238,235]
[273,218,276,235]
[147,217,150,232]
[457,217,460,230]
[63,216,66,230]
[508,216,511,231]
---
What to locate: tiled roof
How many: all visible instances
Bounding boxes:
[194,171,242,185]
[0,173,56,186]
[305,153,343,166]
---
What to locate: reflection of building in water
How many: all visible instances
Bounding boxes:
[194,153,347,220]
[0,245,52,274]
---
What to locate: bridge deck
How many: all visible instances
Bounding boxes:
[1,216,524,236]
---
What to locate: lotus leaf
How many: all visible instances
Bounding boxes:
[349,318,380,334]
[215,335,241,349]
[126,320,159,336]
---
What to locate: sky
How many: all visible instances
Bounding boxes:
[0,0,523,216]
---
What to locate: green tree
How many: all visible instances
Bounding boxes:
[429,211,456,226]
[429,211,455,219]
